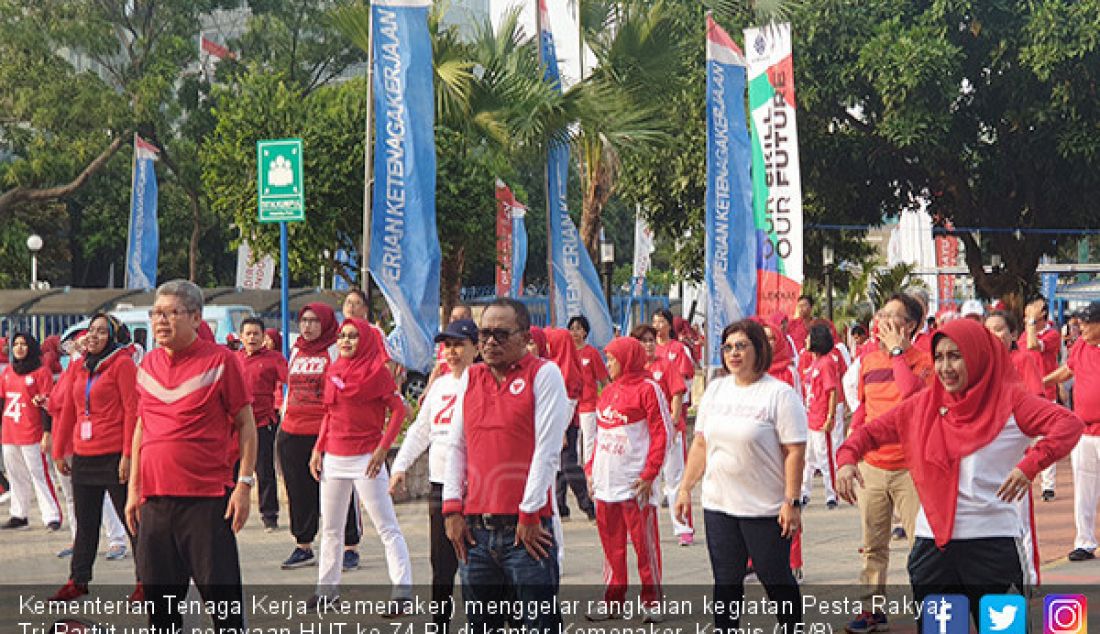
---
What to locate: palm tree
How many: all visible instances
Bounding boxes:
[867,262,925,311]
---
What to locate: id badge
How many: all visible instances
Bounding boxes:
[80,419,93,441]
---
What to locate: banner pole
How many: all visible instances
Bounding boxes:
[360,4,376,316]
[123,134,137,289]
[537,0,555,327]
[280,221,290,359]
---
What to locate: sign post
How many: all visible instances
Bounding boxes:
[257,138,305,358]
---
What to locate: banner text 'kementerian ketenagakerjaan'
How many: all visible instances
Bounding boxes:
[369,0,440,374]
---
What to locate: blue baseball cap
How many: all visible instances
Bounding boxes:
[434,318,478,344]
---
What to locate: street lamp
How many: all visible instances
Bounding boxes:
[599,228,615,308]
[27,234,43,289]
[822,244,835,322]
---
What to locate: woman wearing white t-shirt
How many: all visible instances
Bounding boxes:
[390,319,478,632]
[675,320,807,632]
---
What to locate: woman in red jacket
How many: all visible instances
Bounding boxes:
[277,303,361,570]
[308,318,411,609]
[48,314,140,601]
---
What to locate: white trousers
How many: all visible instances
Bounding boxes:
[801,428,837,502]
[1041,463,1058,492]
[2,443,60,525]
[53,465,126,545]
[579,412,598,466]
[660,429,692,536]
[1072,435,1100,550]
[317,454,412,598]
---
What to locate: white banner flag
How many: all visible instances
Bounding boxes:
[236,241,275,290]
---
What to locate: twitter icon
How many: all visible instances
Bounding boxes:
[982,594,1027,634]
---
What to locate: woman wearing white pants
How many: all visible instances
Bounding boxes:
[308,318,412,608]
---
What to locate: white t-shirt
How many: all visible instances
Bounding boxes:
[392,371,464,483]
[695,374,808,517]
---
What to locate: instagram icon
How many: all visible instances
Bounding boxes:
[1045,595,1088,634]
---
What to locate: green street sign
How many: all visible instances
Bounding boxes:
[257,138,305,222]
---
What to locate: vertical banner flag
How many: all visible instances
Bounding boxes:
[198,33,235,80]
[495,180,516,296]
[124,134,160,290]
[935,222,959,306]
[540,0,614,348]
[1041,255,1058,308]
[631,209,655,296]
[235,240,276,289]
[745,22,804,317]
[368,0,440,374]
[511,203,528,298]
[706,15,758,367]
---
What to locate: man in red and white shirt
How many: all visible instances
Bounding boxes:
[1045,301,1100,561]
[443,298,570,634]
[125,280,257,633]
[1021,297,1063,501]
[238,316,287,532]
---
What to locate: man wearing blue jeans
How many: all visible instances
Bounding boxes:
[443,299,571,634]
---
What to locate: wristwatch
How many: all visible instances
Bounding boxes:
[788,497,803,509]
[238,475,256,487]
[890,346,905,357]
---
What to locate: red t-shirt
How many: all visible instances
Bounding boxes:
[53,351,138,459]
[282,348,335,436]
[1010,348,1045,397]
[1018,324,1061,400]
[315,387,405,457]
[136,338,252,498]
[645,357,686,431]
[577,345,610,414]
[804,354,839,431]
[238,348,288,428]
[787,318,809,353]
[2,366,53,445]
[1068,339,1100,431]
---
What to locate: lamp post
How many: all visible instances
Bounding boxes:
[27,234,43,289]
[822,244,835,322]
[600,228,615,308]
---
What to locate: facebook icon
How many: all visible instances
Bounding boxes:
[923,595,971,634]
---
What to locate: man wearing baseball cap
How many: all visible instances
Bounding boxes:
[1044,301,1100,561]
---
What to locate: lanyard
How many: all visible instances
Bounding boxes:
[84,374,99,417]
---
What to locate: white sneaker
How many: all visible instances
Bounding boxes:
[642,606,666,624]
[0,492,10,505]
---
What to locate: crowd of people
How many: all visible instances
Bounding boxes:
[1,279,1099,633]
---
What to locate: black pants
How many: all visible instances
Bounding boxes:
[556,425,594,517]
[70,454,134,584]
[429,482,459,631]
[137,492,244,632]
[256,424,279,522]
[276,429,360,546]
[909,537,1026,627]
[704,509,802,632]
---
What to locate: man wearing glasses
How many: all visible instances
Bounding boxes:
[125,279,257,633]
[443,298,570,634]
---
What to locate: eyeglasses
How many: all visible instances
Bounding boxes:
[721,341,751,354]
[337,332,360,340]
[478,328,522,343]
[149,308,193,321]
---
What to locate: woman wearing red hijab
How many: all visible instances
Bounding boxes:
[546,328,596,522]
[985,311,1044,396]
[308,318,411,609]
[277,303,361,570]
[837,319,1082,614]
[586,337,669,620]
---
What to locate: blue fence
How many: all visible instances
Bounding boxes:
[1,315,87,340]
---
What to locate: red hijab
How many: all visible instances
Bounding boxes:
[41,335,63,374]
[895,318,1028,547]
[753,316,795,378]
[529,327,549,358]
[323,317,395,404]
[295,303,338,355]
[605,337,648,386]
[546,327,584,400]
[265,328,283,353]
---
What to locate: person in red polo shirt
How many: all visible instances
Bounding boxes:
[443,298,570,634]
[124,280,257,633]
[1021,297,1063,501]
[1044,301,1100,561]
[238,317,288,532]
[569,315,610,470]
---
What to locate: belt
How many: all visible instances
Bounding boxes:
[466,514,519,530]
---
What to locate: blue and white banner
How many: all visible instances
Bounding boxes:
[125,134,160,290]
[705,15,757,367]
[511,207,528,298]
[540,0,614,348]
[368,0,440,374]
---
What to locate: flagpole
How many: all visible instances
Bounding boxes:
[360,5,376,316]
[537,0,556,327]
[123,133,137,289]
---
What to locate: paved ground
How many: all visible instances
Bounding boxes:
[1,456,1097,632]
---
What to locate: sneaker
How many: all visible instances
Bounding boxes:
[342,549,360,571]
[57,546,74,558]
[47,520,62,532]
[382,598,414,618]
[263,518,279,533]
[0,491,10,505]
[1068,548,1096,562]
[49,580,89,602]
[105,544,127,560]
[1043,489,1056,502]
[1,517,29,530]
[792,568,804,582]
[642,605,666,624]
[891,526,906,541]
[846,611,889,633]
[129,582,144,603]
[281,547,316,569]
[826,499,838,510]
[678,533,694,547]
[306,594,340,613]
